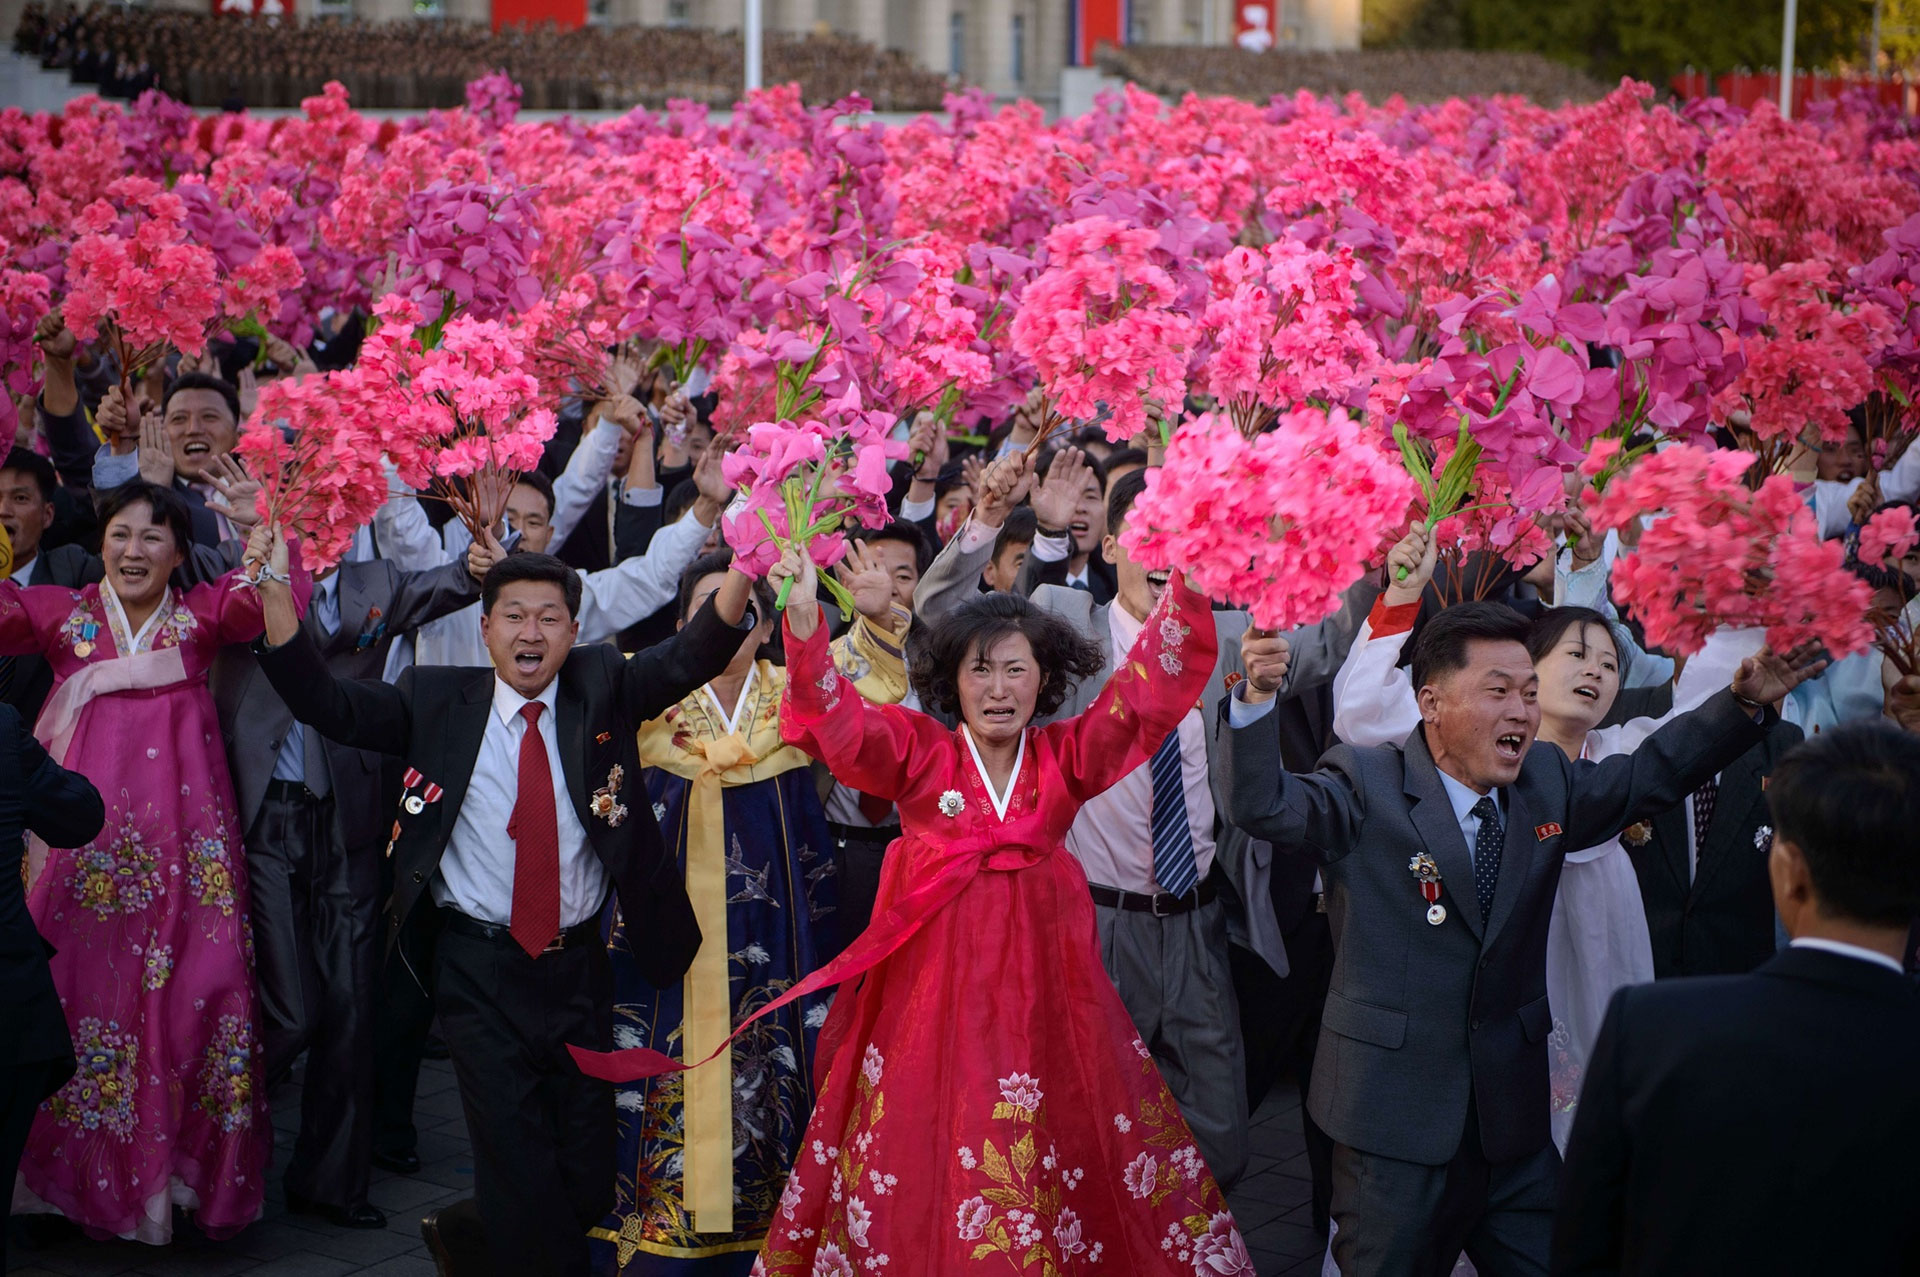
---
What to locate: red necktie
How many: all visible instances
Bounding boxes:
[508,701,561,958]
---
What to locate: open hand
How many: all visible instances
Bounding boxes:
[836,539,896,623]
[1030,446,1089,533]
[205,454,262,530]
[972,449,1033,529]
[236,367,260,420]
[137,413,174,486]
[1240,628,1292,702]
[1732,641,1827,708]
[690,445,735,524]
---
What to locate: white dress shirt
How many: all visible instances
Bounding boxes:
[9,553,37,585]
[1065,602,1216,894]
[1789,936,1905,976]
[432,675,605,927]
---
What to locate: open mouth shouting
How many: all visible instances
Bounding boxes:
[1494,732,1526,761]
[1145,569,1170,600]
[512,645,546,675]
[1571,684,1601,703]
[1068,519,1091,544]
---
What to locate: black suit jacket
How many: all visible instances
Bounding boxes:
[0,703,104,1082]
[1627,719,1802,978]
[1016,544,1117,604]
[1552,947,1920,1276]
[254,597,752,989]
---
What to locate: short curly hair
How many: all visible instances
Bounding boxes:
[908,592,1105,721]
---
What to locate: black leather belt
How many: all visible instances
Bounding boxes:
[264,778,326,802]
[828,821,901,846]
[1088,880,1216,917]
[438,908,599,954]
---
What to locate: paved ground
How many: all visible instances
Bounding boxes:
[9,1062,1325,1277]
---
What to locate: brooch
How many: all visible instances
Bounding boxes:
[1754,824,1773,852]
[399,767,443,816]
[1622,821,1652,847]
[1408,852,1446,926]
[591,766,628,827]
[938,790,965,818]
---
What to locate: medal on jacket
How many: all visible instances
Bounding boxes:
[400,768,442,815]
[73,620,99,659]
[1409,852,1446,925]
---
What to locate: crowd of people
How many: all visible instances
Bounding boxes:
[1096,45,1608,106]
[2,62,1920,1277]
[13,5,951,111]
[3,314,1918,1277]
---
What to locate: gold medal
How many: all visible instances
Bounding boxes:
[73,640,94,659]
[404,795,426,815]
[1427,903,1447,926]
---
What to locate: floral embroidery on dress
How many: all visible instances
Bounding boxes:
[140,943,175,991]
[1548,1017,1582,1116]
[68,812,162,917]
[151,603,199,651]
[949,1069,1108,1274]
[186,830,238,915]
[46,1018,140,1140]
[197,1014,256,1133]
[758,1043,889,1274]
[816,666,842,711]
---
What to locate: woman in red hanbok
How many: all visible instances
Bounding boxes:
[581,548,1249,1276]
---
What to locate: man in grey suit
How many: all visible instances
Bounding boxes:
[917,455,1376,1189]
[209,540,484,1228]
[1217,601,1819,1276]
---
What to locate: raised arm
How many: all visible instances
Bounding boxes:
[576,506,712,644]
[775,551,949,801]
[613,570,755,724]
[1215,692,1368,862]
[1040,571,1218,805]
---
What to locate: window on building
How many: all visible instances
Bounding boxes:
[1010,13,1024,84]
[666,0,691,27]
[586,0,611,24]
[412,0,443,18]
[948,11,964,75]
[1128,12,1147,43]
[314,0,353,18]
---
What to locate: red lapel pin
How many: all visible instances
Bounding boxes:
[596,731,613,744]
[1535,822,1563,840]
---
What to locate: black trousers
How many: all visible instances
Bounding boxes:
[433,919,615,1277]
[1233,907,1336,1235]
[246,786,379,1209]
[828,823,895,939]
[2,1059,64,1275]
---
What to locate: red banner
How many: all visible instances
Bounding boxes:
[1670,71,1910,115]
[1233,2,1277,52]
[492,0,585,32]
[1074,0,1126,67]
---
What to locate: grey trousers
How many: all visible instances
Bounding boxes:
[1093,893,1250,1187]
[1329,1113,1558,1277]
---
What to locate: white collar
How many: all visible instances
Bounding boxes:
[10,552,36,584]
[1789,937,1906,976]
[491,673,560,730]
[961,723,1025,822]
[314,571,340,605]
[100,581,173,655]
[703,664,758,737]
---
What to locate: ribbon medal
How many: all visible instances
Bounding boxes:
[400,769,442,815]
[73,620,99,660]
[1408,852,1446,926]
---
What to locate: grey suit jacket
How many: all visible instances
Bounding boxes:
[211,556,480,849]
[1032,576,1379,977]
[1216,691,1769,1165]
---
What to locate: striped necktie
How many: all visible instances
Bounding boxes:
[1149,728,1198,899]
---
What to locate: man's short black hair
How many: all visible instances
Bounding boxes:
[163,371,241,425]
[1103,447,1148,477]
[481,552,582,619]
[992,506,1038,561]
[1768,721,1920,928]
[908,590,1104,719]
[662,477,700,526]
[514,469,556,520]
[98,480,193,554]
[0,447,57,503]
[1105,468,1150,538]
[856,520,933,577]
[1410,601,1532,691]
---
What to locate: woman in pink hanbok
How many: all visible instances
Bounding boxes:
[4,483,304,1243]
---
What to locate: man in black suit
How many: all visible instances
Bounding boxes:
[1552,721,1920,1276]
[252,537,757,1277]
[1624,720,1803,978]
[0,703,105,1276]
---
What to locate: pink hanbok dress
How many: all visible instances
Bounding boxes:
[3,570,303,1243]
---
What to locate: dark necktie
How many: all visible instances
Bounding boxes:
[1150,728,1198,899]
[1691,775,1719,881]
[1070,579,1092,593]
[508,702,561,957]
[1472,795,1503,922]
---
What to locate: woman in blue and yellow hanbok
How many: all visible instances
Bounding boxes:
[592,550,912,1276]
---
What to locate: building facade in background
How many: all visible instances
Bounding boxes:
[78,0,1356,107]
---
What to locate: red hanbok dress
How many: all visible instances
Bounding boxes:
[753,577,1249,1276]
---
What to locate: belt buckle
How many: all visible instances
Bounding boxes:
[1151,891,1178,918]
[541,930,568,955]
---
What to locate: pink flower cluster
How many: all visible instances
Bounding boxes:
[1121,409,1417,631]
[62,178,219,365]
[395,180,543,324]
[1723,260,1894,448]
[1588,444,1873,658]
[719,414,905,594]
[1011,216,1195,443]
[235,373,390,569]
[0,268,51,433]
